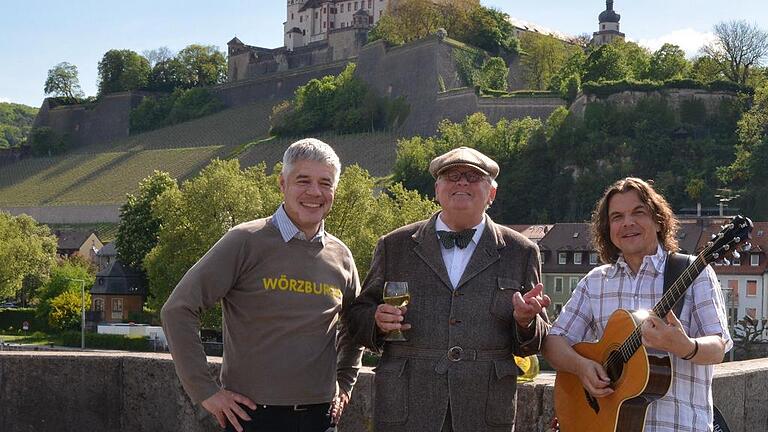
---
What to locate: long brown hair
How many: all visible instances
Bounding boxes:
[591,177,679,264]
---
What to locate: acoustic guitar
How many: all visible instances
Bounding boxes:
[553,215,752,432]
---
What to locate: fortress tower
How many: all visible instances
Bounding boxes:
[592,0,625,46]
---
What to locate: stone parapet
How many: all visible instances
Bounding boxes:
[1,351,766,431]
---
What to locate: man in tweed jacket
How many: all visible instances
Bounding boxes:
[346,147,550,432]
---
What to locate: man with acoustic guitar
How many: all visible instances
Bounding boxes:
[543,177,733,432]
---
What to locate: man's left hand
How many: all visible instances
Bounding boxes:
[512,283,550,328]
[641,310,694,357]
[329,391,349,424]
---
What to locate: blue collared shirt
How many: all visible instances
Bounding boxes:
[271,204,325,244]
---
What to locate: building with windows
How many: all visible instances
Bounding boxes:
[537,223,601,317]
[90,261,147,323]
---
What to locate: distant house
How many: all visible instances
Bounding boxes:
[90,261,147,323]
[698,221,768,329]
[55,230,103,262]
[96,243,117,272]
[538,223,601,317]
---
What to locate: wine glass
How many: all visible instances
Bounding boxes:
[382,281,410,342]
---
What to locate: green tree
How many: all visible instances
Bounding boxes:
[115,171,177,270]
[27,127,69,156]
[549,51,587,94]
[48,289,92,331]
[0,102,38,148]
[689,55,726,82]
[35,256,95,327]
[175,44,227,88]
[44,62,84,100]
[520,33,573,90]
[702,20,768,85]
[582,44,629,83]
[97,49,151,95]
[478,57,509,91]
[459,6,519,54]
[0,212,57,300]
[146,58,184,92]
[649,43,690,81]
[614,41,652,80]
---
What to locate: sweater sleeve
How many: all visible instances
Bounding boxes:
[336,253,364,396]
[160,228,248,404]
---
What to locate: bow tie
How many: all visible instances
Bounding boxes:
[436,229,476,249]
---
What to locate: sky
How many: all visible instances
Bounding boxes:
[2,0,768,107]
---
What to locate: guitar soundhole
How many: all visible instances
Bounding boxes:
[605,350,624,385]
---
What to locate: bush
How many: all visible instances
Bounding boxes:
[28,127,69,156]
[0,308,45,332]
[60,331,152,351]
[130,88,223,134]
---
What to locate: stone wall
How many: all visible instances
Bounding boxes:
[0,204,121,223]
[433,88,565,127]
[1,351,766,432]
[570,88,739,118]
[33,92,154,149]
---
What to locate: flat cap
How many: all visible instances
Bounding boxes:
[428,146,500,179]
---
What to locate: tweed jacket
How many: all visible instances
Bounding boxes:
[346,213,548,432]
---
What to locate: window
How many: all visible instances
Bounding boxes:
[573,253,582,265]
[732,254,741,265]
[747,280,757,297]
[589,252,598,265]
[354,2,358,9]
[554,277,563,293]
[558,252,567,265]
[315,12,318,19]
[323,21,326,28]
[569,277,579,291]
[752,254,760,266]
[368,0,372,8]
[727,280,738,292]
[291,13,294,20]
[341,22,345,28]
[300,15,303,23]
[348,3,351,12]
[746,307,757,319]
[111,298,123,320]
[94,298,104,312]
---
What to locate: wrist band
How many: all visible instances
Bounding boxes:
[682,339,699,360]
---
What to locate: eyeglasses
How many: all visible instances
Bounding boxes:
[441,170,487,183]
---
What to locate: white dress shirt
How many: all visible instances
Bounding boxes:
[435,213,486,289]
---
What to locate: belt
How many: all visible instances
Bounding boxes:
[384,345,512,375]
[258,402,330,412]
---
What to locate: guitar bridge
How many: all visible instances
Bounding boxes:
[584,389,600,414]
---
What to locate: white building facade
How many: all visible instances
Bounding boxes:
[284,0,392,50]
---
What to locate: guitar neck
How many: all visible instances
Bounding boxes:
[619,255,708,361]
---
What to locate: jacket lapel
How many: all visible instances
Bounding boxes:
[455,216,505,290]
[412,213,453,291]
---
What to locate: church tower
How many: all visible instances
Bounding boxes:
[284,0,307,49]
[592,0,625,46]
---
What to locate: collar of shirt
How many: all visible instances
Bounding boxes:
[271,204,325,244]
[435,212,486,246]
[608,244,666,278]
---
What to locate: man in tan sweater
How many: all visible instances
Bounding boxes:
[162,138,363,432]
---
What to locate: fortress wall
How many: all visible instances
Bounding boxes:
[432,89,566,128]
[212,61,349,108]
[0,351,766,432]
[571,89,739,118]
[1,204,121,223]
[357,38,442,136]
[33,92,150,149]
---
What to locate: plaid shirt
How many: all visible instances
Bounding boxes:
[551,246,733,432]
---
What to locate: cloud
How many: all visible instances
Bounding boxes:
[0,96,10,104]
[636,28,717,58]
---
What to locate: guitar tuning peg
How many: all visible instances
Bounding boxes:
[732,251,741,260]
[713,253,720,259]
[707,241,714,247]
[722,258,731,266]
[734,237,741,243]
[711,234,717,240]
[742,242,752,252]
[724,244,730,251]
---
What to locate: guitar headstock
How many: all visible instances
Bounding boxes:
[703,215,754,265]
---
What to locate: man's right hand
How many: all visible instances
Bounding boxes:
[374,304,411,334]
[201,389,257,431]
[576,357,614,398]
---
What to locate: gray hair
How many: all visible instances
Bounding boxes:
[281,138,341,185]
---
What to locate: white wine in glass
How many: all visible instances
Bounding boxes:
[383,281,409,342]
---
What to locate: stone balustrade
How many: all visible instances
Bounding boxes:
[0,351,766,431]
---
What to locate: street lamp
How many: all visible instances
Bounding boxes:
[66,278,86,350]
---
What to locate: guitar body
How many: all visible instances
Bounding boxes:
[554,309,672,432]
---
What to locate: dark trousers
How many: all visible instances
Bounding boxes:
[224,403,334,432]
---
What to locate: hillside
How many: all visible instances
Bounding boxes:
[0,102,38,148]
[0,100,401,207]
